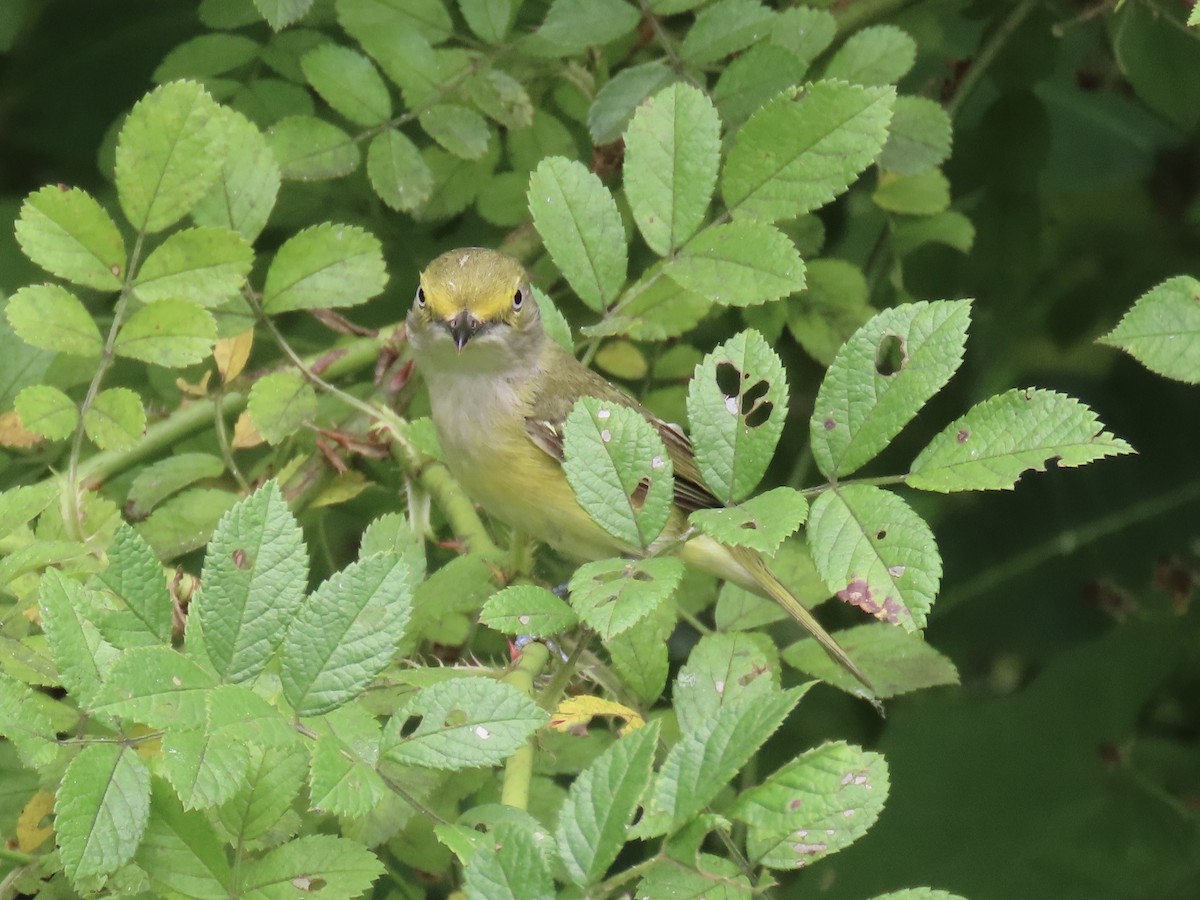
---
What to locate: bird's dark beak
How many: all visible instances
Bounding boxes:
[447,312,477,351]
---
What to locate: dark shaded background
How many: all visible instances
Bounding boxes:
[2,1,1197,897]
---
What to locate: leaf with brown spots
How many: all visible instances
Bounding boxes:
[807,484,941,632]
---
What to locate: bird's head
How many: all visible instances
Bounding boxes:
[407,249,541,372]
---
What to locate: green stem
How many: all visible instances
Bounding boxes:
[499,641,552,810]
[401,451,501,557]
[945,0,1038,118]
[535,634,588,712]
[64,230,148,538]
[0,846,34,865]
[71,331,382,490]
[800,474,907,497]
[942,477,1200,612]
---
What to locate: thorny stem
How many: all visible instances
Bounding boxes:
[535,634,589,712]
[499,640,552,810]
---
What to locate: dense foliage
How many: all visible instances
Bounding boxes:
[1,1,1197,898]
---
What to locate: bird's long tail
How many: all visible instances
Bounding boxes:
[728,545,875,697]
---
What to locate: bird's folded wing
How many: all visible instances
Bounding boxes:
[523,350,720,515]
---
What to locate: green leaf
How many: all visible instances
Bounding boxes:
[418,142,501,221]
[536,0,640,55]
[810,300,972,478]
[673,632,780,735]
[467,68,534,130]
[337,0,453,45]
[562,396,674,550]
[380,678,548,770]
[14,384,77,440]
[607,600,674,704]
[194,480,308,681]
[114,299,217,367]
[90,646,216,728]
[134,226,253,307]
[459,0,515,43]
[0,480,58,543]
[892,209,975,256]
[367,130,434,213]
[528,157,627,312]
[680,0,774,66]
[116,81,224,233]
[480,584,579,637]
[0,671,58,770]
[253,0,315,30]
[786,257,873,366]
[587,267,711,341]
[770,6,836,67]
[879,95,953,176]
[870,891,968,900]
[216,744,308,842]
[267,115,359,180]
[56,743,151,887]
[261,222,387,313]
[15,185,125,289]
[126,452,226,517]
[638,688,802,836]
[247,370,317,444]
[477,171,530,226]
[281,552,412,716]
[136,780,232,898]
[555,720,660,886]
[359,512,427,586]
[137,487,239,560]
[807,484,941,631]
[872,168,951,215]
[6,284,104,356]
[307,707,386,818]
[907,389,1135,492]
[1099,275,1200,384]
[587,61,677,145]
[97,524,173,643]
[664,221,804,306]
[153,33,261,82]
[686,329,788,503]
[568,557,684,639]
[625,83,721,255]
[714,43,808,129]
[690,488,808,555]
[637,854,752,898]
[84,387,146,451]
[191,106,280,242]
[301,44,391,127]
[731,741,889,869]
[462,821,554,899]
[240,834,384,898]
[162,726,251,810]
[722,81,895,222]
[783,621,959,699]
[509,109,578,173]
[204,685,299,752]
[823,24,916,86]
[419,104,491,160]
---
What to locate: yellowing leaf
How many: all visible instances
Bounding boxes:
[550,696,645,736]
[0,409,43,448]
[18,790,55,852]
[214,328,254,382]
[231,410,264,448]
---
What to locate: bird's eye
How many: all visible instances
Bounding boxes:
[512,289,524,310]
[416,287,426,308]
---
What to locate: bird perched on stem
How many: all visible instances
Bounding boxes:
[407,247,871,694]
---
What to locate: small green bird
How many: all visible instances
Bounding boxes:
[407,247,871,692]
